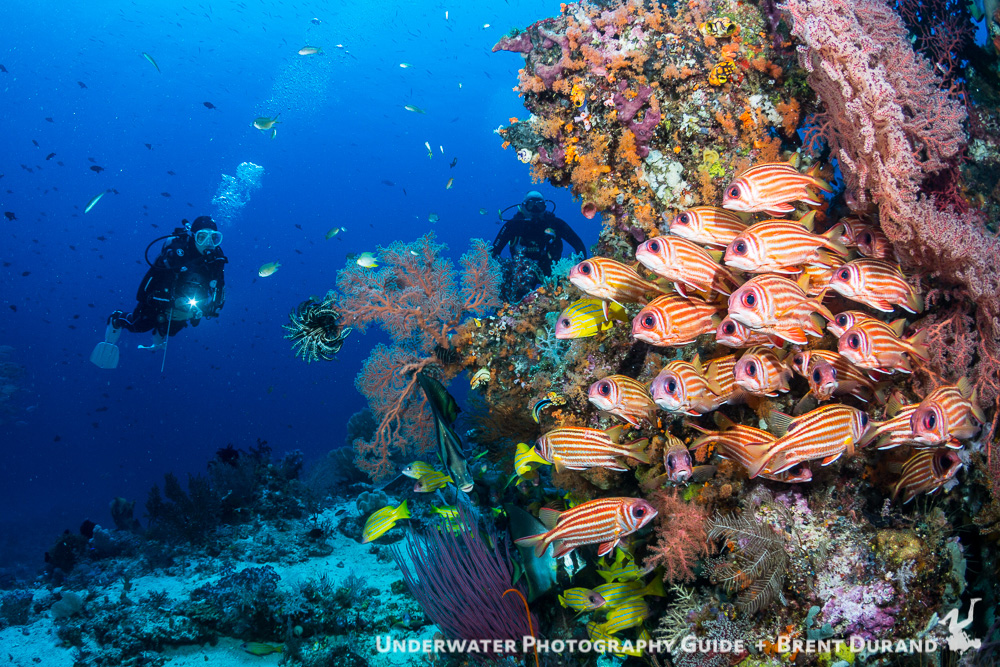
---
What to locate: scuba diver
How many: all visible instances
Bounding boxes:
[493,190,588,276]
[90,216,227,369]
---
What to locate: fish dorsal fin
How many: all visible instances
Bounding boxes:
[795,272,812,293]
[690,353,703,374]
[538,507,562,530]
[707,249,724,263]
[604,424,624,443]
[888,318,907,337]
[769,409,794,437]
[956,376,973,399]
[788,152,801,169]
[713,412,737,431]
[796,210,816,232]
[885,395,906,417]
[683,419,713,434]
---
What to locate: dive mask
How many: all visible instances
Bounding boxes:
[195,229,223,246]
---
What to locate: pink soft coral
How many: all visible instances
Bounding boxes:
[643,489,710,583]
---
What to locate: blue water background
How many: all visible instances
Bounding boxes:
[0,0,598,572]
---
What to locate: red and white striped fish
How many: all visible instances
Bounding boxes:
[867,396,922,450]
[834,215,871,248]
[631,294,723,347]
[788,349,882,402]
[801,264,835,297]
[855,225,893,260]
[649,354,739,415]
[688,415,813,483]
[569,257,663,310]
[747,405,872,478]
[722,161,833,216]
[715,316,785,348]
[727,274,834,345]
[666,206,747,247]
[515,497,658,557]
[536,425,651,473]
[733,347,793,396]
[588,375,658,427]
[892,449,963,504]
[909,379,985,446]
[635,235,741,296]
[828,259,922,314]
[827,310,882,338]
[723,213,847,274]
[838,319,929,375]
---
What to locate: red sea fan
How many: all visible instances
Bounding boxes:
[643,489,711,583]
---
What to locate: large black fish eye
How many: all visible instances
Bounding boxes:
[812,368,822,382]
[924,412,936,429]
[848,333,861,349]
[633,507,645,517]
[649,240,660,252]
[728,185,740,198]
[580,263,592,275]
[642,315,655,328]
[794,353,804,367]
[599,381,611,396]
[561,318,571,327]
[836,314,849,327]
[861,412,869,426]
[743,292,756,307]
[677,213,690,225]
[860,232,872,244]
[746,361,757,376]
[667,378,677,393]
[839,268,851,280]
[723,321,736,334]
[733,240,747,255]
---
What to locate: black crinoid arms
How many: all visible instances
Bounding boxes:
[283,296,353,363]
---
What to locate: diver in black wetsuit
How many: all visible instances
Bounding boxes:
[91,216,227,367]
[492,190,588,276]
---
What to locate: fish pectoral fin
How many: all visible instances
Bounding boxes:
[597,539,618,557]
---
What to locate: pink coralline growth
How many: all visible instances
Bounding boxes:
[336,233,502,480]
[493,20,571,89]
[643,489,710,583]
[785,0,1000,403]
[612,80,661,156]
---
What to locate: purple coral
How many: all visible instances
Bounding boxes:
[612,81,661,157]
[821,581,898,639]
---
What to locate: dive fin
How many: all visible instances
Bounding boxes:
[90,342,120,369]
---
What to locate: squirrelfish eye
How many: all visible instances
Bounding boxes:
[723,322,736,334]
[633,507,645,517]
[746,361,757,376]
[924,412,936,429]
[861,413,869,426]
[812,369,821,382]
[836,314,849,327]
[649,240,660,253]
[580,263,591,275]
[742,292,756,307]
[794,354,804,367]
[667,378,677,393]
[860,232,872,244]
[642,315,655,328]
[848,333,861,349]
[677,213,690,225]
[728,185,740,198]
[599,381,611,396]
[839,268,851,280]
[733,240,747,255]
